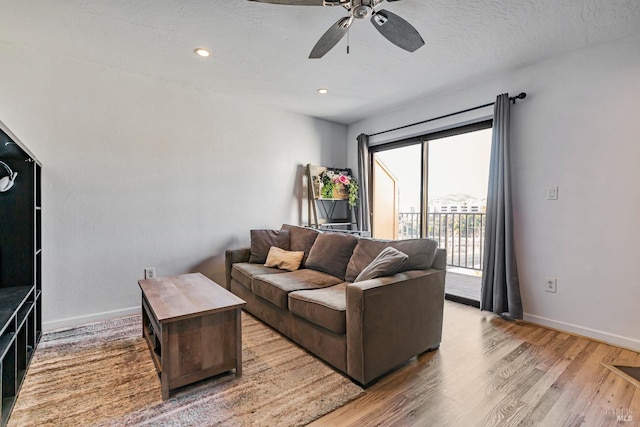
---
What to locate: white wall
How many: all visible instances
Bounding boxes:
[0,41,347,330]
[348,33,640,351]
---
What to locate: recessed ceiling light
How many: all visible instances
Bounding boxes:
[194,48,211,58]
[317,88,329,94]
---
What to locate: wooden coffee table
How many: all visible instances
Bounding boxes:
[138,273,246,400]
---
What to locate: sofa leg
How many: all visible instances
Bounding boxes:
[418,345,440,357]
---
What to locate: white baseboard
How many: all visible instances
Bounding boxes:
[43,306,140,332]
[523,313,640,352]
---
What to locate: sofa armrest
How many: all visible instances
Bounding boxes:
[346,269,446,386]
[225,248,251,290]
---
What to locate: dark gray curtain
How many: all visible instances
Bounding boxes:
[356,133,371,232]
[480,94,523,319]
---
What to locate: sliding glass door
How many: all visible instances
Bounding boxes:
[427,128,492,269]
[371,122,492,304]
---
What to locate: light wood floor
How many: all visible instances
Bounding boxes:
[311,301,640,427]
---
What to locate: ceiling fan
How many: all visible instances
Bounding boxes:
[248,0,425,58]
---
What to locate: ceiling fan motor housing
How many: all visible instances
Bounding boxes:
[323,0,348,6]
[345,0,382,19]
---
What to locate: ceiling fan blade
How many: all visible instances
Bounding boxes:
[247,0,324,5]
[309,17,352,59]
[370,9,425,52]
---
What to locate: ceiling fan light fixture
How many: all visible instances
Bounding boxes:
[353,5,372,19]
[194,48,211,58]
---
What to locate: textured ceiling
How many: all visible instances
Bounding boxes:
[1,0,640,124]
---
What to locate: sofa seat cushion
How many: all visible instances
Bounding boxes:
[231,262,287,290]
[289,283,347,334]
[253,269,343,309]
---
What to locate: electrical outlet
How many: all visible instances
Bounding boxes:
[545,277,557,293]
[144,268,156,279]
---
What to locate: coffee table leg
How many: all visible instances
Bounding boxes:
[161,326,170,399]
[236,308,242,377]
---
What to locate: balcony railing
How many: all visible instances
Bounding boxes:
[398,212,486,270]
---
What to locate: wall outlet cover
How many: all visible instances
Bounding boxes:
[545,277,557,293]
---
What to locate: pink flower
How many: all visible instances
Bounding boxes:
[338,175,350,185]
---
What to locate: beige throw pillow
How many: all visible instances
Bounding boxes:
[264,246,305,271]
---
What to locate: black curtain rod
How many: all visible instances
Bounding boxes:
[369,92,527,137]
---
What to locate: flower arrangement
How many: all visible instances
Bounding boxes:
[319,169,359,207]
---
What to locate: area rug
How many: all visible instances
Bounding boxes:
[8,312,363,426]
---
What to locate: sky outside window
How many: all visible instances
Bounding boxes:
[374,128,492,212]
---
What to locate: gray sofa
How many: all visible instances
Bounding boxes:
[224,224,446,386]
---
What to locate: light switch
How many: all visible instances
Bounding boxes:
[547,187,558,200]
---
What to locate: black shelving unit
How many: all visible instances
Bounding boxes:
[0,120,42,426]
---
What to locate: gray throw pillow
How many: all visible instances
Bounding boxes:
[249,229,290,264]
[354,247,408,283]
[345,238,388,282]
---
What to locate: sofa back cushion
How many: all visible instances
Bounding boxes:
[432,248,447,270]
[281,224,320,267]
[391,238,438,271]
[305,232,359,280]
[249,229,290,264]
[345,237,438,282]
